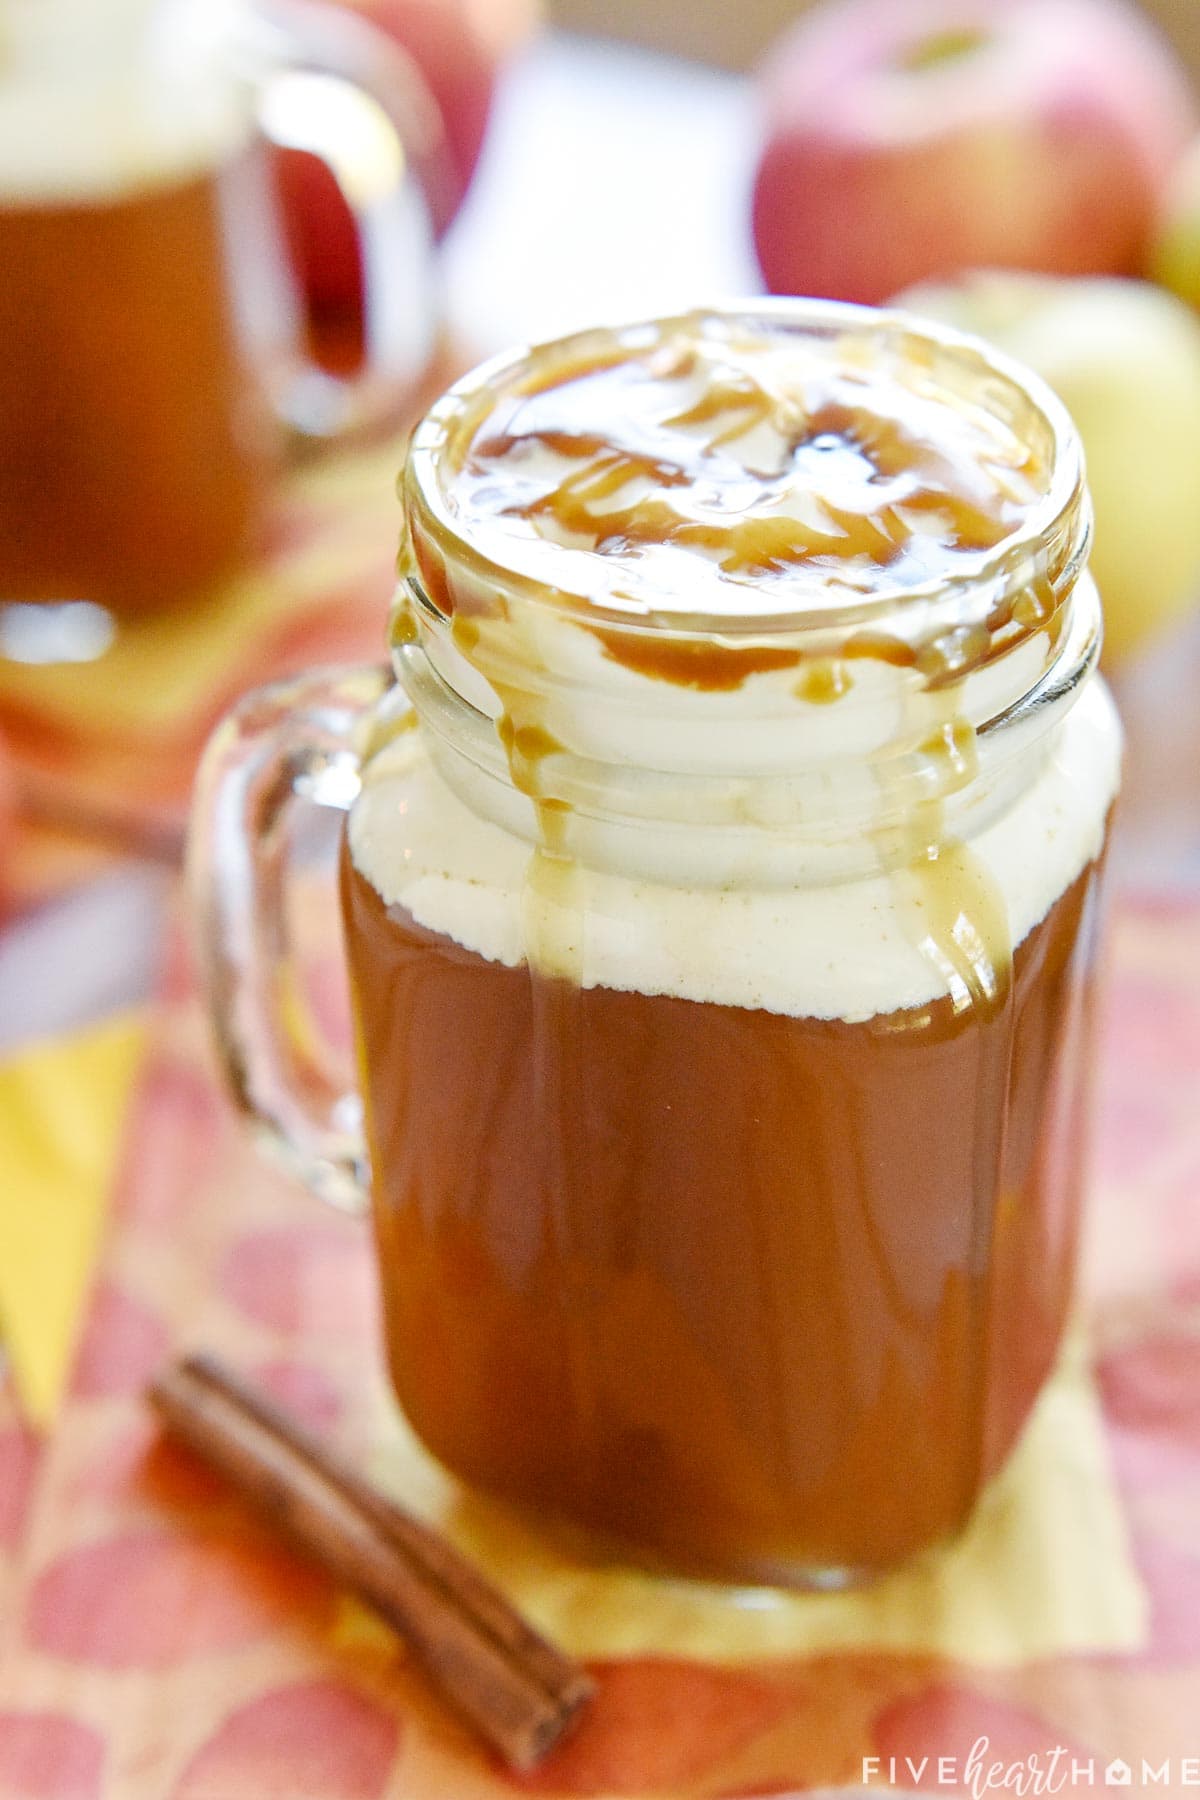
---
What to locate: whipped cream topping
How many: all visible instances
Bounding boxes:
[0,0,252,202]
[348,678,1119,1021]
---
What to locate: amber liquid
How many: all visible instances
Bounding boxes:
[341,841,1104,1584]
[0,156,274,615]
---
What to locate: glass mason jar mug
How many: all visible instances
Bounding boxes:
[191,302,1122,1587]
[0,0,441,625]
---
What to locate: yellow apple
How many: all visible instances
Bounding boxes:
[1149,132,1200,309]
[896,271,1200,664]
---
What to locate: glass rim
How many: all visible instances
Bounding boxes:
[399,296,1090,645]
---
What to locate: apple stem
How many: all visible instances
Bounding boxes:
[899,27,990,73]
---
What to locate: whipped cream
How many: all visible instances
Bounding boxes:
[0,0,252,202]
[348,675,1120,1023]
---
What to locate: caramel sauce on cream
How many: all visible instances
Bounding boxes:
[414,315,1049,682]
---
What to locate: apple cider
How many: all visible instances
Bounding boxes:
[340,306,1120,1584]
[0,160,276,612]
[0,0,282,615]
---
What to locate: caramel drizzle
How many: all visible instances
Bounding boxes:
[436,331,1058,697]
[466,368,1017,590]
[662,359,793,447]
[472,423,1006,576]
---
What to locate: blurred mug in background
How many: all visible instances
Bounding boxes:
[0,0,445,632]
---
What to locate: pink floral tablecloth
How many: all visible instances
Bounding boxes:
[1,891,1199,1798]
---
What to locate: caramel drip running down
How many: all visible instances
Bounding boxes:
[886,701,1014,1027]
[492,675,603,1494]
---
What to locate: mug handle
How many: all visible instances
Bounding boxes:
[246,0,451,441]
[188,663,393,1212]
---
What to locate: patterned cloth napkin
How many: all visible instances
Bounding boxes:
[0,1014,148,1426]
[0,894,1198,1797]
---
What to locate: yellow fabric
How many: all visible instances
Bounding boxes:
[0,1013,148,1425]
[373,1330,1146,1665]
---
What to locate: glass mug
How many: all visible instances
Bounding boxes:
[191,302,1122,1588]
[0,0,442,625]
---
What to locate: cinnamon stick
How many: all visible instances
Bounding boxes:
[149,1353,593,1771]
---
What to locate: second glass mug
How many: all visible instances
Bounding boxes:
[191,301,1122,1588]
[0,0,442,623]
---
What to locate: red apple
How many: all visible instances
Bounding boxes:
[752,0,1198,305]
[273,0,539,363]
[273,150,367,362]
[342,0,540,225]
[0,732,16,896]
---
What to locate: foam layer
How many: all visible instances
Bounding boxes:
[348,677,1121,1023]
[0,0,252,203]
